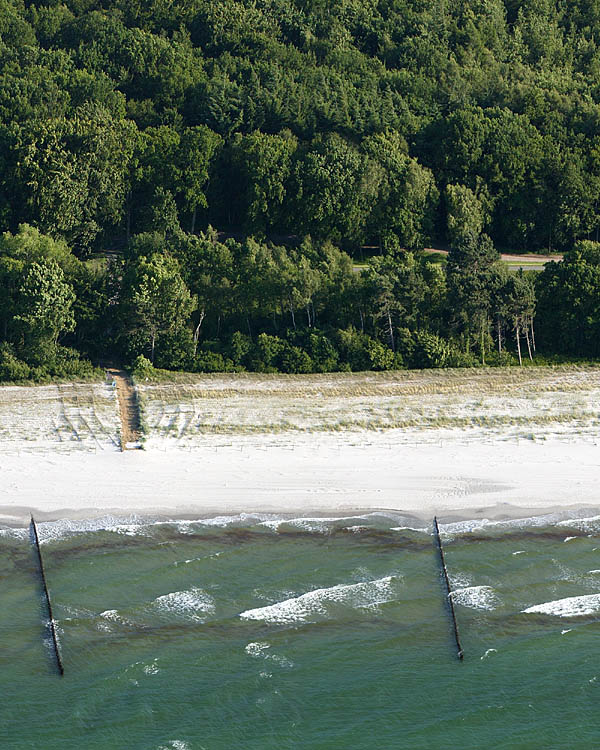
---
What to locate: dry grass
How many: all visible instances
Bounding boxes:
[0,381,121,453]
[136,366,600,445]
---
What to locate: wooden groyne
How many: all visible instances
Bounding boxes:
[433,516,464,660]
[30,516,64,676]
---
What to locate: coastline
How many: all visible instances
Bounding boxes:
[2,431,599,527]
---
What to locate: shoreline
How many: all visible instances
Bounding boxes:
[3,504,599,531]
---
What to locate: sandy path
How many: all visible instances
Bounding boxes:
[106,369,141,449]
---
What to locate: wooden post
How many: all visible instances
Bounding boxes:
[30,516,64,676]
[433,516,464,660]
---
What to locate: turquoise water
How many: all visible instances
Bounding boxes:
[2,512,600,749]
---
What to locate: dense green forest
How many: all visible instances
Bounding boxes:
[1,0,600,379]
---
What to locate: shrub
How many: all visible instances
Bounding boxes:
[248,333,285,372]
[0,344,31,381]
[279,343,314,373]
[228,331,252,366]
[195,351,234,372]
[132,355,155,380]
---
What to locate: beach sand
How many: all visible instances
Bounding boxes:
[1,369,599,526]
[1,431,598,526]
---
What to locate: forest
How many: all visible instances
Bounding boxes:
[1,0,600,379]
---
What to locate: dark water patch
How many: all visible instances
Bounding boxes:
[444,528,592,546]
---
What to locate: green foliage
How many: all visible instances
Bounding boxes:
[536,241,600,356]
[131,354,155,380]
[1,3,600,377]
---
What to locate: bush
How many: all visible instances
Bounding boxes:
[308,333,339,372]
[131,355,155,380]
[279,343,314,373]
[0,344,31,381]
[248,333,285,372]
[411,331,454,368]
[195,350,235,372]
[154,329,195,371]
[227,331,252,366]
[335,327,401,371]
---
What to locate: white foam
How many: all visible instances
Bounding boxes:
[523,593,600,617]
[245,641,270,657]
[143,661,160,675]
[481,648,497,660]
[100,609,119,620]
[450,585,500,611]
[244,641,293,668]
[564,536,578,542]
[176,513,278,531]
[512,551,526,555]
[260,516,350,533]
[98,609,137,628]
[152,588,215,622]
[240,576,397,624]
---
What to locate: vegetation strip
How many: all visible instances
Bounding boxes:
[30,516,64,676]
[433,517,464,661]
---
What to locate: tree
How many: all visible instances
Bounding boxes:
[446,232,500,362]
[291,134,381,245]
[17,104,137,251]
[179,126,223,233]
[536,241,600,356]
[229,130,298,235]
[121,253,196,363]
[363,131,438,250]
[14,260,76,360]
[445,183,488,245]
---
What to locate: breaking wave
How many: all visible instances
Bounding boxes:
[450,585,500,611]
[240,576,399,624]
[522,593,600,617]
[151,587,215,623]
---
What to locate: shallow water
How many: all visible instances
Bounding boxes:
[2,511,600,748]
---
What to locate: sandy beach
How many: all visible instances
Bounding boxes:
[1,431,599,526]
[1,367,599,526]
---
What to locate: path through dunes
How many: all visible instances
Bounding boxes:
[106,368,142,449]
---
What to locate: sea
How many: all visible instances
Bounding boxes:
[2,510,600,749]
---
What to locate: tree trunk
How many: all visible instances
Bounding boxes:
[525,323,533,361]
[359,307,364,333]
[289,295,296,330]
[515,323,522,366]
[480,318,486,366]
[531,317,536,352]
[246,314,252,338]
[386,308,395,352]
[306,304,311,327]
[497,316,502,353]
[193,308,206,354]
[151,333,156,364]
[190,205,197,234]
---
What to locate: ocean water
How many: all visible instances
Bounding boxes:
[2,511,600,749]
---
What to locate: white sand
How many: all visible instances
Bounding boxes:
[1,369,599,526]
[1,430,598,526]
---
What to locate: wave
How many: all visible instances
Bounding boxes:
[522,593,600,617]
[3,507,600,547]
[151,587,215,623]
[244,641,294,668]
[240,576,398,625]
[450,585,500,611]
